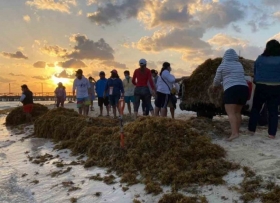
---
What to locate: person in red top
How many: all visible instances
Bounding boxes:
[132,59,155,119]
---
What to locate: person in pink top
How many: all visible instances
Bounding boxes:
[132,59,155,119]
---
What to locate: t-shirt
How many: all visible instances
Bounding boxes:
[73,76,90,98]
[132,68,155,90]
[89,82,96,95]
[123,77,135,96]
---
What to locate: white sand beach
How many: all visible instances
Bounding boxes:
[0,102,279,203]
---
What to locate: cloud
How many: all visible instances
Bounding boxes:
[195,0,245,28]
[58,59,87,69]
[23,15,31,22]
[47,63,55,67]
[87,0,245,29]
[208,33,248,48]
[232,24,242,33]
[1,51,28,59]
[100,60,126,69]
[87,0,143,25]
[0,77,14,83]
[41,45,68,57]
[26,0,77,13]
[65,34,114,60]
[247,20,258,32]
[33,61,46,68]
[136,27,211,52]
[9,73,25,77]
[55,70,75,79]
[262,0,280,6]
[32,76,50,80]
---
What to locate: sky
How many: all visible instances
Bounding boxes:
[1,0,280,93]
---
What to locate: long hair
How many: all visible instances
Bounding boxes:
[110,72,120,79]
[159,62,171,76]
[262,39,280,56]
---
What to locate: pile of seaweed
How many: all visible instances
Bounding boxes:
[6,103,49,126]
[34,108,239,195]
[180,57,254,110]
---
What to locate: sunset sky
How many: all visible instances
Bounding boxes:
[1,0,280,93]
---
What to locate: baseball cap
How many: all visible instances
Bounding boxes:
[99,71,105,75]
[139,59,147,65]
[75,69,83,74]
[111,69,118,74]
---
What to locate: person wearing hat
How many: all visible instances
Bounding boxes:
[54,82,66,108]
[105,69,124,118]
[72,69,91,115]
[132,59,156,119]
[96,71,110,117]
[88,76,96,111]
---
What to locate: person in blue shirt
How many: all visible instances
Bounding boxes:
[248,39,280,139]
[96,71,109,117]
[105,69,124,118]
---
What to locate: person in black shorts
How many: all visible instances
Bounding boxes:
[213,49,249,141]
[96,71,110,117]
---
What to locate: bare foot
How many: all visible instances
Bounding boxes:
[226,134,240,142]
[268,135,275,139]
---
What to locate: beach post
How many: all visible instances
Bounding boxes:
[118,98,125,148]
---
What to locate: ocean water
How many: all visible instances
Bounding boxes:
[0,101,61,110]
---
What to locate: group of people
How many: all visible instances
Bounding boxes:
[213,39,280,141]
[71,59,180,119]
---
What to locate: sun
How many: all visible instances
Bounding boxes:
[51,75,72,86]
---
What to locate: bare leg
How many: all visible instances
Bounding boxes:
[155,107,160,117]
[106,105,110,116]
[84,105,89,116]
[113,106,117,118]
[127,102,131,115]
[236,105,243,133]
[100,106,103,116]
[170,107,175,119]
[160,108,168,117]
[150,109,155,116]
[78,107,83,115]
[225,104,239,141]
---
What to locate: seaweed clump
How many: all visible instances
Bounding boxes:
[6,103,48,126]
[34,109,239,193]
[180,57,254,110]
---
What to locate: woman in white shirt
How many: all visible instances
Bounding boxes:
[155,62,176,117]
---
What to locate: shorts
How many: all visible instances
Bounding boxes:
[98,97,109,107]
[155,92,169,108]
[77,97,90,108]
[124,96,135,103]
[23,104,33,113]
[168,100,174,108]
[109,95,120,106]
[224,85,249,105]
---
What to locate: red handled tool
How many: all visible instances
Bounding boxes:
[118,98,125,148]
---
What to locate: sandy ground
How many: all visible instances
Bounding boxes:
[0,101,280,203]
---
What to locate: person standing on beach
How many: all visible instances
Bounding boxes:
[105,70,124,118]
[151,69,159,85]
[248,40,280,139]
[20,84,33,122]
[54,82,66,108]
[132,59,156,119]
[88,76,96,111]
[96,71,110,117]
[123,70,135,115]
[213,49,249,141]
[73,69,91,116]
[155,62,176,117]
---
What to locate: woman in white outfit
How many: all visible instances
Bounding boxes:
[155,62,176,117]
